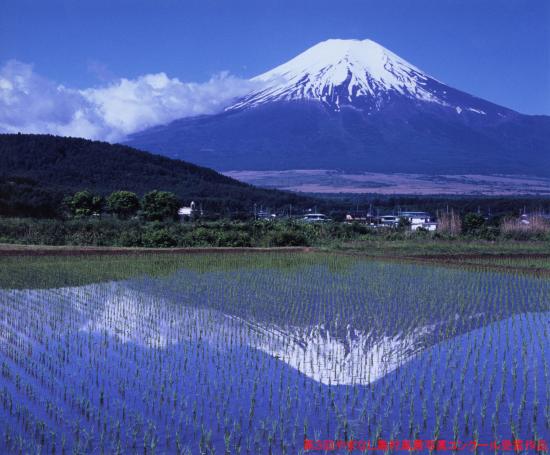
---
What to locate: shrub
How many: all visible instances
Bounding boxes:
[188,227,217,246]
[462,213,486,235]
[118,230,143,247]
[142,226,177,247]
[268,230,309,247]
[382,230,407,241]
[215,231,253,247]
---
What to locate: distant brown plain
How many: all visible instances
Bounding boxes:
[224,170,550,195]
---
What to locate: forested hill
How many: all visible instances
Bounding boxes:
[0,134,314,218]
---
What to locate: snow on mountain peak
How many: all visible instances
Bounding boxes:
[230,38,445,110]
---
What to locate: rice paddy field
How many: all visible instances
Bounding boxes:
[0,250,549,454]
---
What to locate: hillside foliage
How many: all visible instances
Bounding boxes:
[0,134,317,218]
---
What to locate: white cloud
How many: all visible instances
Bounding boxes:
[0,60,259,141]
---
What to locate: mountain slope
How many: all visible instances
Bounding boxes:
[126,39,550,177]
[128,99,550,175]
[0,134,314,217]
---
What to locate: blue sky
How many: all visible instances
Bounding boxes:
[1,0,549,140]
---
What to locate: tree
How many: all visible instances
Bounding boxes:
[142,190,180,221]
[397,216,412,230]
[462,212,486,235]
[106,191,140,219]
[66,191,103,217]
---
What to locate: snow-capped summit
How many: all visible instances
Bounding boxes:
[126,38,550,179]
[230,38,447,111]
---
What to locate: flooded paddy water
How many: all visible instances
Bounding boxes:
[0,253,548,453]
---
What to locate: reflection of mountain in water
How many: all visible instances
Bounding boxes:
[16,277,533,386]
[0,282,433,384]
[2,258,549,387]
[234,318,432,385]
[74,283,429,384]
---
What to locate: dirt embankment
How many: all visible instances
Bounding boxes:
[0,244,314,257]
[338,250,550,276]
[407,252,550,261]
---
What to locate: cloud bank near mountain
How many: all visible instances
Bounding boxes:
[0,60,258,141]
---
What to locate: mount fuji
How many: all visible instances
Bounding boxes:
[229,39,506,116]
[126,39,550,182]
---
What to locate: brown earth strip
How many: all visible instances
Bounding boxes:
[401,257,550,277]
[336,250,550,277]
[406,253,550,261]
[0,244,314,257]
